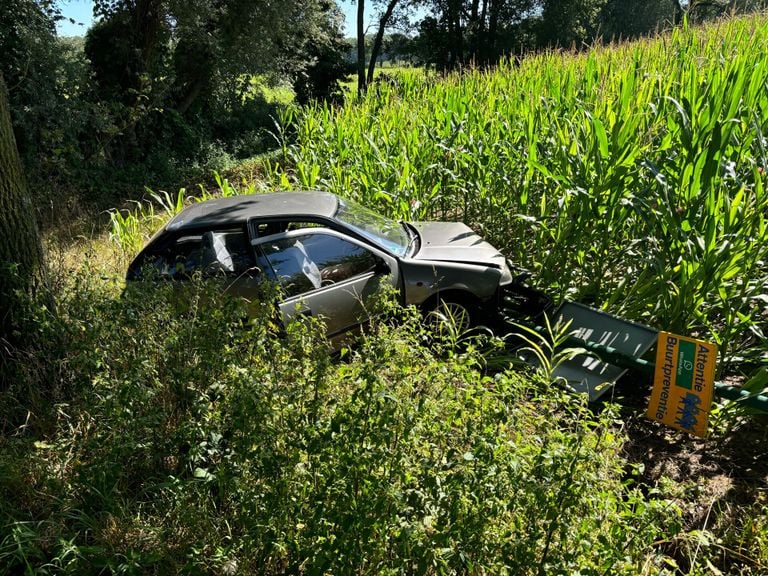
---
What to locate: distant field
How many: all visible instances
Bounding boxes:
[246,75,295,104]
[339,64,429,94]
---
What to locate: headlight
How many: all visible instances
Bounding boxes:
[499,261,513,285]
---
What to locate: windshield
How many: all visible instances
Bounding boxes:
[335,197,409,257]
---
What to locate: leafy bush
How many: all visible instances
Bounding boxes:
[0,267,682,574]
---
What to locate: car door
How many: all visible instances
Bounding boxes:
[254,229,399,343]
[131,225,265,309]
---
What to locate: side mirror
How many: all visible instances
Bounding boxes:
[374,257,391,275]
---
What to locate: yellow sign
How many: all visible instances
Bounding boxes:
[646,332,717,437]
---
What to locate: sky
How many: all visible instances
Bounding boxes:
[55,0,365,37]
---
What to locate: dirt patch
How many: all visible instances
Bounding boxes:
[617,397,768,573]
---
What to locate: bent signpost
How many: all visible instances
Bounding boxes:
[508,295,766,437]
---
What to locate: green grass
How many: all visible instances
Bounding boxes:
[246,75,295,105]
[339,65,431,94]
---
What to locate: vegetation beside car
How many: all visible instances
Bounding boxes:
[2,269,682,574]
[268,14,768,378]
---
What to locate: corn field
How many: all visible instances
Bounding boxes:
[267,16,768,378]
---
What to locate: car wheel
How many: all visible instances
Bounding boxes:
[429,298,474,335]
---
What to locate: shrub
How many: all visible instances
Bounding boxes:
[1,267,681,574]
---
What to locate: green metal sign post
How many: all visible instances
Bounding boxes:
[520,300,768,415]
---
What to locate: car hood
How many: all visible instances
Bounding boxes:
[409,222,506,268]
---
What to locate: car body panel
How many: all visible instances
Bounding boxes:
[279,272,391,343]
[399,259,503,306]
[251,228,400,340]
[165,192,338,231]
[409,222,507,270]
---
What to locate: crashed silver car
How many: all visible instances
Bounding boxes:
[127,191,547,344]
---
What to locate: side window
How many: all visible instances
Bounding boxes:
[147,234,205,279]
[304,234,377,282]
[251,220,330,239]
[143,228,256,279]
[260,233,377,297]
[286,221,327,232]
[252,222,286,238]
[201,229,257,275]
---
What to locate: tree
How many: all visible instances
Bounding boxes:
[413,0,539,70]
[80,0,348,167]
[539,0,608,48]
[367,0,402,85]
[601,0,675,39]
[0,72,45,349]
[446,0,464,68]
[355,0,417,93]
[384,32,417,63]
[685,0,766,21]
[88,0,345,114]
[358,0,367,94]
[467,0,538,64]
[85,0,168,106]
[670,0,755,25]
[1,0,64,163]
[294,2,350,104]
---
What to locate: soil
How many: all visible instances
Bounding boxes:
[611,374,768,573]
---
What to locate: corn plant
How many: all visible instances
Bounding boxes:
[507,315,589,386]
[213,170,258,197]
[266,14,768,392]
[109,203,152,255]
[110,174,264,257]
[146,186,187,218]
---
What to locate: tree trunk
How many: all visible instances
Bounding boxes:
[672,0,686,24]
[357,0,367,95]
[470,0,481,22]
[134,0,164,76]
[467,0,482,63]
[446,0,464,70]
[0,73,45,343]
[367,0,401,85]
[487,0,500,65]
[177,77,206,115]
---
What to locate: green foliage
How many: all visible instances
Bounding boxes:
[84,8,168,105]
[291,0,351,105]
[509,315,589,385]
[0,0,58,137]
[107,173,260,256]
[268,15,768,385]
[0,1,98,209]
[0,0,351,219]
[540,0,609,48]
[0,267,683,574]
[108,206,145,256]
[601,0,677,40]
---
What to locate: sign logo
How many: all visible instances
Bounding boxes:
[646,332,717,437]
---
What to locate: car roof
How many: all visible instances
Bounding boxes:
[163,191,339,232]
